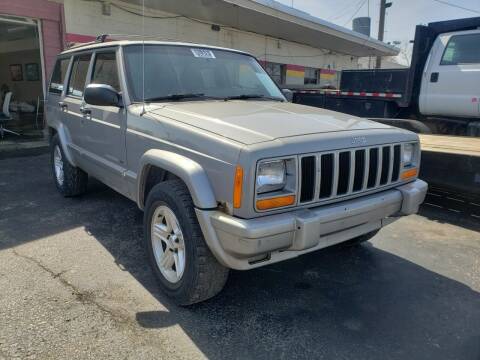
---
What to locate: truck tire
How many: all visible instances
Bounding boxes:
[144,180,229,306]
[343,230,380,247]
[50,134,88,197]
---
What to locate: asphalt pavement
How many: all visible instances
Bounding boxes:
[0,154,479,360]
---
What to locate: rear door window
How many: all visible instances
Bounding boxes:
[67,54,92,97]
[49,58,70,94]
[91,51,120,91]
[441,33,480,65]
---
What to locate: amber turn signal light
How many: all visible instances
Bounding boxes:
[233,166,244,209]
[256,195,295,210]
[401,168,418,180]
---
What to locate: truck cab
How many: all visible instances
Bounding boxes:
[419,29,480,119]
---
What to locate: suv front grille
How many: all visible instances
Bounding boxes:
[299,144,402,205]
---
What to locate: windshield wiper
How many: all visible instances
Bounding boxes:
[144,93,219,102]
[223,94,284,102]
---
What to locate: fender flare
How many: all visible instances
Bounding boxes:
[55,123,77,167]
[137,149,217,210]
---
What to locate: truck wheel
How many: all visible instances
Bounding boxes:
[50,134,88,197]
[343,230,380,247]
[144,180,229,306]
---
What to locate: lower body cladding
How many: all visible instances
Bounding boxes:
[196,179,428,270]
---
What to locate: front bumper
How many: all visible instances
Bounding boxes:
[196,179,428,270]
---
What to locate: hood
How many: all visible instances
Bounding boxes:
[149,100,393,145]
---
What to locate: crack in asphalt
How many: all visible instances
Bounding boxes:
[5,248,175,356]
[10,248,133,328]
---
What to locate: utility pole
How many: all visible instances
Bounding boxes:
[376,0,392,69]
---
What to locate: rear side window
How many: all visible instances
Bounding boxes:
[49,58,70,94]
[91,52,120,91]
[441,33,480,65]
[67,54,92,97]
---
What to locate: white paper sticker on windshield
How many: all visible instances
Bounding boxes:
[191,48,216,59]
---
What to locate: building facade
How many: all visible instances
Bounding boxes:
[0,0,397,134]
[61,0,362,88]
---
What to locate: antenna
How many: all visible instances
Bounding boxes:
[141,0,146,116]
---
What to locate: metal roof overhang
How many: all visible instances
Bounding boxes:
[127,0,399,57]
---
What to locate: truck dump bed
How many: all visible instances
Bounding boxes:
[340,69,408,96]
[419,135,480,198]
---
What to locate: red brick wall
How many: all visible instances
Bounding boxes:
[0,0,65,81]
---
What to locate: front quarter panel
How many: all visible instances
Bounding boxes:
[125,105,244,210]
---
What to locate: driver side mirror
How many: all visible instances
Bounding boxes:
[84,84,122,107]
[282,88,293,102]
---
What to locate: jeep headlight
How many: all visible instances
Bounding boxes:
[403,143,415,166]
[256,160,286,194]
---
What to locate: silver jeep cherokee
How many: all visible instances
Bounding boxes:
[46,40,427,305]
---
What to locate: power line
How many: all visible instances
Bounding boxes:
[328,0,365,21]
[343,0,368,26]
[430,0,480,14]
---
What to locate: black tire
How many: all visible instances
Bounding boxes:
[343,230,380,247]
[144,180,229,306]
[50,134,88,197]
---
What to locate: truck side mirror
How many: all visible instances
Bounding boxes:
[282,88,293,102]
[84,84,122,107]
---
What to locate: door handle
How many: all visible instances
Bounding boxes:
[58,101,68,111]
[430,72,439,83]
[79,107,91,116]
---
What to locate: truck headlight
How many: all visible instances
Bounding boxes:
[256,160,286,194]
[403,143,415,166]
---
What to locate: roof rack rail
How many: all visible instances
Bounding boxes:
[66,34,109,50]
[96,34,109,43]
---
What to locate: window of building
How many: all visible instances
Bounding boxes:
[304,67,319,85]
[49,58,70,94]
[91,52,120,91]
[441,33,480,65]
[264,62,285,85]
[67,54,91,97]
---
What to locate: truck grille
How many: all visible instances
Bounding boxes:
[299,144,402,204]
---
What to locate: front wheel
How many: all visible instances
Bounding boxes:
[144,180,229,305]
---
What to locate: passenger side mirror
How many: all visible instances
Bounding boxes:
[84,84,122,107]
[282,88,293,102]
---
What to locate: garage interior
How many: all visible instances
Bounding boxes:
[0,15,44,140]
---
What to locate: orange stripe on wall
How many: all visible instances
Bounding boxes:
[320,73,335,80]
[286,70,304,78]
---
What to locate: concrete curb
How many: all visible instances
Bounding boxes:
[0,140,49,160]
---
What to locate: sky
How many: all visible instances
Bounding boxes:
[275,0,480,64]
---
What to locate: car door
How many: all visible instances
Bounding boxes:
[46,56,72,141]
[420,31,480,118]
[81,48,128,195]
[62,52,93,165]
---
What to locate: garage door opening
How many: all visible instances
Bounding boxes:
[0,15,44,140]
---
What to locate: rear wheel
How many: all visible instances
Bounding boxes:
[50,134,88,197]
[144,180,229,305]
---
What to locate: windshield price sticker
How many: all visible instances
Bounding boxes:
[191,48,216,59]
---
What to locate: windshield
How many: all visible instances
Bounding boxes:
[123,45,285,102]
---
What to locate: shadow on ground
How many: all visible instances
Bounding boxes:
[419,187,480,233]
[1,154,479,360]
